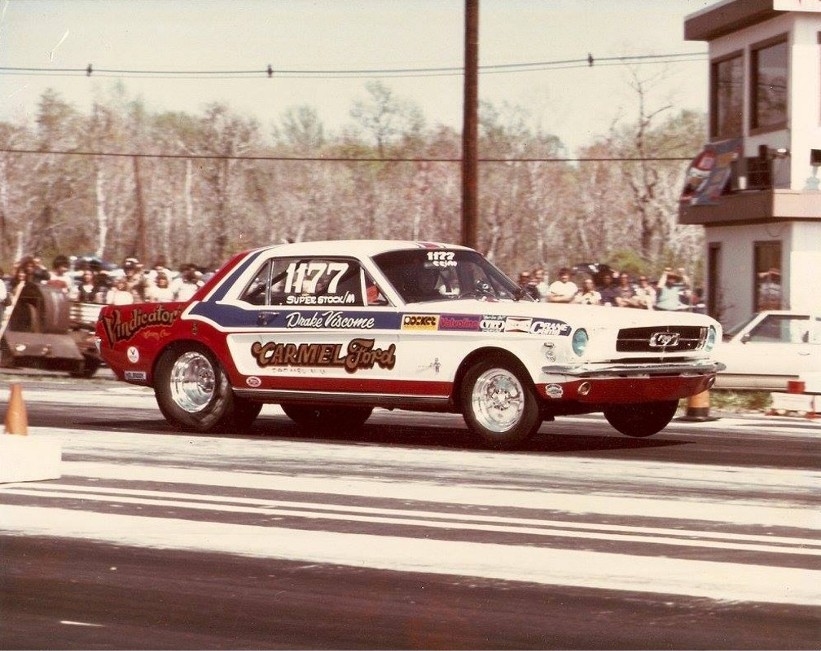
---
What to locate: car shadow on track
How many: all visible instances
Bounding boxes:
[80,412,689,455]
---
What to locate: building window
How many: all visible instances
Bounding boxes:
[754,241,782,312]
[711,53,743,139]
[751,38,788,132]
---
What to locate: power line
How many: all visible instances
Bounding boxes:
[0,51,707,81]
[0,147,693,163]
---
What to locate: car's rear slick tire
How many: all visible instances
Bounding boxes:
[603,400,679,438]
[460,356,541,450]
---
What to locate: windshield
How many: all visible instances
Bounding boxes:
[373,248,526,304]
[723,314,758,340]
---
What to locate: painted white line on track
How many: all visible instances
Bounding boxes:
[4,483,819,556]
[56,461,820,530]
[1,504,818,606]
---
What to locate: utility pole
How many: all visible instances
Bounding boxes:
[132,156,147,263]
[462,0,479,249]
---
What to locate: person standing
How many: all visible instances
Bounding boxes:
[656,269,688,311]
[145,273,176,302]
[547,268,578,303]
[614,273,638,307]
[75,269,105,303]
[48,255,75,293]
[106,277,135,305]
[517,271,540,300]
[633,275,657,309]
[573,278,602,305]
[598,273,620,307]
[532,267,550,301]
[172,264,203,302]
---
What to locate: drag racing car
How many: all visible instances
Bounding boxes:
[95,240,723,449]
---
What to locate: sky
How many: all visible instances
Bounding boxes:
[0,0,720,154]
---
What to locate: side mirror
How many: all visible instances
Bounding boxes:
[741,333,751,344]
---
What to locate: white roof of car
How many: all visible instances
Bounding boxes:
[260,239,473,258]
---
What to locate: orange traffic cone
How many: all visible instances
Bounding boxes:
[4,383,29,435]
[677,389,718,422]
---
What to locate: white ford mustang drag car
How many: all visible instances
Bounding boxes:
[96,240,723,449]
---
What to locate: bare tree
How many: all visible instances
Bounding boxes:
[350,81,425,158]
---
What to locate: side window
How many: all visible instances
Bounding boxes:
[242,257,368,307]
[364,272,389,306]
[748,315,809,343]
[239,261,272,305]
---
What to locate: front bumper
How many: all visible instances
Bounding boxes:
[539,360,725,404]
[542,360,725,379]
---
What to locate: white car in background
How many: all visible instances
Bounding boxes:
[715,310,821,391]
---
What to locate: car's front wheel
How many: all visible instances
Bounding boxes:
[155,344,238,432]
[603,400,679,438]
[460,356,541,449]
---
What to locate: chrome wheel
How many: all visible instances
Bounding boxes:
[470,367,526,433]
[169,351,216,413]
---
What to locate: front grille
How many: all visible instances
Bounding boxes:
[616,326,706,353]
[605,356,691,364]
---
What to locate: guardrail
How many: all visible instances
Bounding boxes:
[69,302,103,329]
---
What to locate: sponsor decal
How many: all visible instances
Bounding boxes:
[480,318,505,332]
[141,328,172,341]
[188,302,402,331]
[124,370,147,381]
[545,384,564,399]
[246,376,262,388]
[649,331,681,347]
[101,305,182,344]
[530,319,572,336]
[251,338,396,374]
[401,314,439,330]
[285,310,376,330]
[127,346,140,364]
[505,317,533,333]
[285,291,356,306]
[438,315,482,331]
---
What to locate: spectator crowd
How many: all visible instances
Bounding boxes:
[517,265,698,311]
[1,254,209,315]
[0,253,699,320]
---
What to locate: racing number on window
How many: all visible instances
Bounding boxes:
[284,261,349,294]
[427,251,456,267]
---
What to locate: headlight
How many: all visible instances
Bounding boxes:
[572,328,588,356]
[704,325,718,351]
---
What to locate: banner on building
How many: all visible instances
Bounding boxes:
[680,138,742,206]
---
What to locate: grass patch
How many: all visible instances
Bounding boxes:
[707,390,772,413]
